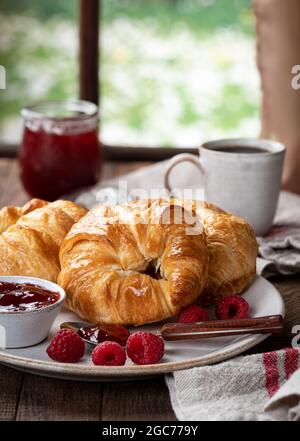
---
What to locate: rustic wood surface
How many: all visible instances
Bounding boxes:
[0,158,299,421]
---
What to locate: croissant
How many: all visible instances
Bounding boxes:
[0,199,87,282]
[58,199,209,325]
[0,198,48,234]
[169,200,258,304]
[59,198,257,325]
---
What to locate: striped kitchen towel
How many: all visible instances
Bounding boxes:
[165,348,300,421]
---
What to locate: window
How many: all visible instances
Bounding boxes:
[0,0,259,153]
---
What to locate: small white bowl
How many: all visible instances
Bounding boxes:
[0,276,65,349]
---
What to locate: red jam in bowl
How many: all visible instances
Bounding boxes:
[0,282,60,312]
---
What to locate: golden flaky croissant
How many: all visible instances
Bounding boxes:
[58,199,209,325]
[59,198,257,325]
[0,199,87,281]
[0,198,48,234]
[169,200,258,304]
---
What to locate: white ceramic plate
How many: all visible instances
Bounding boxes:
[0,276,284,381]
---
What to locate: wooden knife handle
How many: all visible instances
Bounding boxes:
[161,315,284,341]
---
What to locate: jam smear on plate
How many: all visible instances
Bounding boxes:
[78,323,129,346]
[0,282,60,312]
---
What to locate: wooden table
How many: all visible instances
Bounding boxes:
[0,158,300,421]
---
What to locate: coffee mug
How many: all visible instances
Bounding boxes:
[164,138,285,236]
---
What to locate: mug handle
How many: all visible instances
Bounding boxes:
[164,153,205,192]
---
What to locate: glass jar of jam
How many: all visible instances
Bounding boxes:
[19,100,102,201]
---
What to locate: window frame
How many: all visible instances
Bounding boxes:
[0,0,198,159]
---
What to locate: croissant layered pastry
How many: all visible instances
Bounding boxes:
[0,199,87,282]
[169,200,258,304]
[0,198,48,234]
[59,198,257,325]
[58,199,209,325]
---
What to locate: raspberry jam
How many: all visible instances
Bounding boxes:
[78,324,129,346]
[0,282,60,312]
[20,100,102,201]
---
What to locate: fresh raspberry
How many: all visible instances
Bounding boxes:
[46,329,85,363]
[178,304,209,323]
[92,341,126,366]
[215,295,249,320]
[126,332,164,365]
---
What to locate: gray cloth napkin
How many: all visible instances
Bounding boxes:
[166,349,300,421]
[257,190,300,276]
[71,159,300,277]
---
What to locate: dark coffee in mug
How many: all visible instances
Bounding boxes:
[211,146,268,154]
